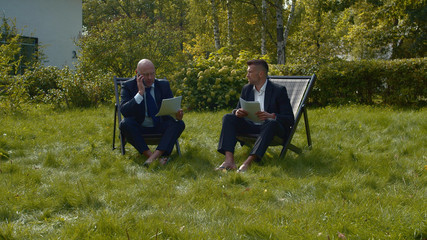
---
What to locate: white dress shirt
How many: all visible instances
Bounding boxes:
[254,80,267,111]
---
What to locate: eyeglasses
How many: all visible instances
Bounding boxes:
[137,72,156,78]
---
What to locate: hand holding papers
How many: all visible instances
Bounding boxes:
[239,98,262,123]
[156,96,182,119]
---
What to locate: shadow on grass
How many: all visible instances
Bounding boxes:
[117,141,343,180]
[168,145,219,179]
[122,144,218,178]
[262,147,343,178]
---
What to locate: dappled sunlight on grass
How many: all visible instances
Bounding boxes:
[0,104,426,239]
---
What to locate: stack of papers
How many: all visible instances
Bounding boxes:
[156,96,182,118]
[239,98,262,123]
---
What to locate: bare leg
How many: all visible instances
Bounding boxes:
[143,150,165,166]
[143,149,153,159]
[238,155,257,172]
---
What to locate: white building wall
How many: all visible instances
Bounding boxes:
[0,0,82,68]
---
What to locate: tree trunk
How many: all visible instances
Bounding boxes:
[276,0,285,64]
[261,0,267,55]
[283,0,296,65]
[226,0,233,46]
[211,0,221,50]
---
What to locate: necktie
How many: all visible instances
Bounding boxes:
[145,87,160,126]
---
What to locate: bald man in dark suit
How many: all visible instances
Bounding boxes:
[119,59,185,165]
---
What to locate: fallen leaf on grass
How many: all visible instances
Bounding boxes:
[338,232,347,239]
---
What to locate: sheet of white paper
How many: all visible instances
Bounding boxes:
[239,98,262,123]
[156,96,182,118]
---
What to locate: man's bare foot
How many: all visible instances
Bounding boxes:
[159,157,171,165]
[143,158,156,167]
[215,151,237,171]
[143,150,165,167]
[215,161,237,171]
[237,155,257,173]
[237,164,249,172]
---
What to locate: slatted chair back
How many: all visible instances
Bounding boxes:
[237,74,316,158]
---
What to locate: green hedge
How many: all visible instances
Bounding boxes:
[270,58,427,106]
[173,56,426,110]
[3,54,425,110]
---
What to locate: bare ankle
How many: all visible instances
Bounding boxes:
[143,150,152,158]
[243,155,257,166]
[225,151,235,163]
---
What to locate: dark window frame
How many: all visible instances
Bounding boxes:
[0,35,38,74]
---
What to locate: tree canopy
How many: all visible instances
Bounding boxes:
[80,0,426,77]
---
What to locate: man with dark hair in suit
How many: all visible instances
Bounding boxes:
[119,59,185,165]
[216,59,294,172]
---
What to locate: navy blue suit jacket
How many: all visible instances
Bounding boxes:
[120,77,174,125]
[235,79,295,128]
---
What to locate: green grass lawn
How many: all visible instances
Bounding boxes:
[0,104,426,239]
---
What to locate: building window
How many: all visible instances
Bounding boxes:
[19,36,38,73]
[0,36,38,74]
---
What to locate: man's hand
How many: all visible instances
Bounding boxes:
[137,74,145,95]
[235,108,248,118]
[176,109,184,121]
[255,111,275,121]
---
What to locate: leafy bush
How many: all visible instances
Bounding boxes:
[58,67,113,108]
[381,58,426,105]
[23,66,62,101]
[0,20,26,111]
[171,48,268,111]
[271,58,427,106]
[0,75,28,112]
[18,65,113,108]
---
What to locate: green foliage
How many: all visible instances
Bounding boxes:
[288,0,426,64]
[23,66,61,101]
[81,0,426,69]
[0,76,28,112]
[272,57,427,106]
[58,67,113,108]
[77,17,183,79]
[0,18,26,111]
[380,58,427,105]
[0,16,41,75]
[16,65,113,108]
[174,53,425,110]
[83,0,188,30]
[183,0,279,59]
[172,48,268,110]
[0,35,21,77]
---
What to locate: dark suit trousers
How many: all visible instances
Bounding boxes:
[119,118,185,156]
[217,113,289,159]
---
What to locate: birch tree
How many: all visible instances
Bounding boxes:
[226,0,234,46]
[261,0,267,55]
[283,0,296,64]
[276,0,285,64]
[211,0,221,49]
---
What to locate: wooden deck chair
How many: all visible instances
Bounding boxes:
[112,76,181,156]
[236,74,316,158]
